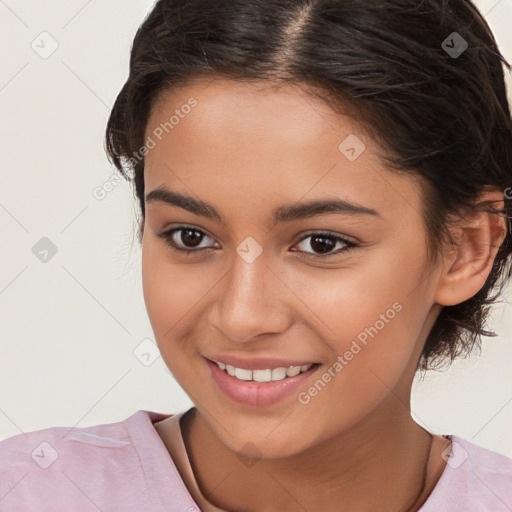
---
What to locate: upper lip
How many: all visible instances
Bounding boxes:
[205,355,319,370]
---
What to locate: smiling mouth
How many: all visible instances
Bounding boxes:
[211,360,319,383]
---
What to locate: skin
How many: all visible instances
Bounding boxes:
[141,78,506,511]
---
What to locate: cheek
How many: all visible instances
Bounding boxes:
[292,246,424,343]
[142,238,206,334]
[290,245,430,388]
[141,241,202,364]
[288,286,426,447]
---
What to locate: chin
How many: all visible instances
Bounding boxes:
[211,418,320,460]
[233,436,311,461]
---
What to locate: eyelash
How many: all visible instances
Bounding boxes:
[156,226,359,260]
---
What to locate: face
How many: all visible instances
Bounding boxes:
[141,78,444,458]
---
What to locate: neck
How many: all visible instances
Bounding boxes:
[182,395,443,512]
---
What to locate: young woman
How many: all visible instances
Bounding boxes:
[1,0,512,510]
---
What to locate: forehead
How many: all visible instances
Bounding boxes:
[146,78,359,149]
[143,79,424,224]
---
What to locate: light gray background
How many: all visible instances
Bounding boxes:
[1,0,511,457]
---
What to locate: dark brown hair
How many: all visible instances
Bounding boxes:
[105,0,512,371]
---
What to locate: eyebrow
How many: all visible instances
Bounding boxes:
[145,185,381,223]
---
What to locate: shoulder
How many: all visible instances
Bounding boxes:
[0,409,153,467]
[421,435,512,512]
[0,410,194,512]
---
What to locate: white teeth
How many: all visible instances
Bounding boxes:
[253,369,272,382]
[286,366,301,377]
[234,368,252,381]
[215,361,314,382]
[271,367,287,381]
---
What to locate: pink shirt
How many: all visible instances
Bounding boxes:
[1,409,511,511]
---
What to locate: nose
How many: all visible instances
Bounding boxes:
[212,249,292,343]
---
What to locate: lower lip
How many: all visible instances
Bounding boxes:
[205,358,320,407]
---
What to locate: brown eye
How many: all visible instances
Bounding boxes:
[309,234,336,254]
[178,228,204,248]
[293,232,358,259]
[157,226,218,254]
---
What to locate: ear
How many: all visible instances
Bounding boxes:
[435,188,508,307]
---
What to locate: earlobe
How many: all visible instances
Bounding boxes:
[434,190,507,307]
